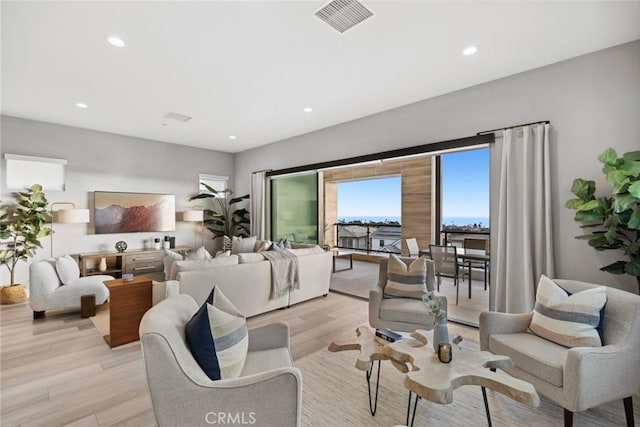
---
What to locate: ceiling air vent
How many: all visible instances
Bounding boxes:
[314,0,374,34]
[164,112,192,122]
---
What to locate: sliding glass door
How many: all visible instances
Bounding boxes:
[270,172,318,244]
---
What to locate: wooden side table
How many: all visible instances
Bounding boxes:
[103,276,152,348]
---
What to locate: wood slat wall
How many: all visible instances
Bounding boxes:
[323,157,432,251]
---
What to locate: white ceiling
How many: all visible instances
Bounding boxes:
[2,1,640,154]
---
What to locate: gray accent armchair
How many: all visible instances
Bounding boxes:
[369,257,447,332]
[480,279,640,427]
[139,294,302,427]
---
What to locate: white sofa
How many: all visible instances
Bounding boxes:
[29,258,113,318]
[176,249,332,318]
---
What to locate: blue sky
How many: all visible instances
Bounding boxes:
[338,176,401,216]
[442,148,489,218]
[337,148,489,218]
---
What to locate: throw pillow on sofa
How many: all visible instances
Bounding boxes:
[163,250,184,280]
[528,275,607,348]
[55,255,80,285]
[254,239,272,252]
[187,246,212,260]
[185,286,248,380]
[231,236,257,254]
[383,254,427,299]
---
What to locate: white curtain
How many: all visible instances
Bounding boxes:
[250,171,267,239]
[492,123,554,313]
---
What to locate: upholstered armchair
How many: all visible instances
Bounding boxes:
[29,258,112,318]
[139,294,302,427]
[480,279,640,427]
[369,257,447,332]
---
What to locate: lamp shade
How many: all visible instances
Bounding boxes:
[183,210,204,222]
[57,208,90,224]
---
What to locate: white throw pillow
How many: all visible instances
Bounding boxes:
[231,236,257,254]
[215,250,231,257]
[187,246,212,260]
[55,255,80,285]
[163,250,184,280]
[529,275,607,348]
[254,239,272,252]
[383,255,427,299]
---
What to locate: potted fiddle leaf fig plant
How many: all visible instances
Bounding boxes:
[189,183,250,251]
[565,148,640,292]
[0,184,52,304]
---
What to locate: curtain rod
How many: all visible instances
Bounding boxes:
[476,120,550,136]
[265,133,494,178]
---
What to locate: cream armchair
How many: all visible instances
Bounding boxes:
[480,279,640,427]
[29,258,112,319]
[369,257,447,332]
[139,294,302,427]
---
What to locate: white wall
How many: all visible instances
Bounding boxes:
[1,116,234,287]
[235,40,640,293]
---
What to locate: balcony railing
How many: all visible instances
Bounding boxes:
[334,222,402,254]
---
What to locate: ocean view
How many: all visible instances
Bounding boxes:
[338,216,490,226]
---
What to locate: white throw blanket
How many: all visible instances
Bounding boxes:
[261,248,300,299]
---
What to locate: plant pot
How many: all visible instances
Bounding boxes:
[1,284,27,304]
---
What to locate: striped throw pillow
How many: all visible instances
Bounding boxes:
[185,286,249,380]
[384,255,428,299]
[529,275,607,348]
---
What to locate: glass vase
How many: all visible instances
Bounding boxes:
[433,317,449,352]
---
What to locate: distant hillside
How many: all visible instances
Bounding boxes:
[95,200,173,233]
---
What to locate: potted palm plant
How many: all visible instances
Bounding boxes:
[566,148,640,292]
[189,183,250,251]
[0,184,52,304]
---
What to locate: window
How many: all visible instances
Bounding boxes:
[440,148,489,231]
[4,154,67,191]
[270,172,318,244]
[379,239,384,247]
[199,174,228,197]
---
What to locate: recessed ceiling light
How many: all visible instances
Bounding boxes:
[75,102,88,109]
[462,46,478,56]
[107,36,126,47]
[228,135,237,140]
[303,107,313,113]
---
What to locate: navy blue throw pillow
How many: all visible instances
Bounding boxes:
[185,287,248,380]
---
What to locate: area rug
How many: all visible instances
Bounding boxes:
[295,344,627,426]
[89,302,110,337]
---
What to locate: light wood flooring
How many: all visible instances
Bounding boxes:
[1,293,638,426]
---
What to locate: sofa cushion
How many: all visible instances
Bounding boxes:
[185,287,248,380]
[489,332,567,387]
[231,236,257,254]
[171,256,239,280]
[152,280,179,305]
[187,246,212,260]
[238,253,265,264]
[529,275,607,348]
[384,255,428,299]
[163,250,184,280]
[241,348,293,376]
[287,246,325,256]
[55,255,80,285]
[379,298,431,325]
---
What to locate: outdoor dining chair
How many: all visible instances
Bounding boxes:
[428,244,462,304]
